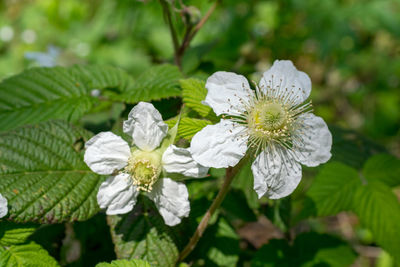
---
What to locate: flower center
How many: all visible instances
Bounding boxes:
[256,102,287,131]
[125,150,162,192]
[246,100,292,148]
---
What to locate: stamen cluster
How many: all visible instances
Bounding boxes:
[226,77,313,156]
[124,151,161,192]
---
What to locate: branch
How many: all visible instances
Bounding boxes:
[175,0,219,67]
[178,155,248,261]
[159,0,180,65]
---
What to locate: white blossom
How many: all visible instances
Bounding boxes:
[190,60,332,199]
[84,102,208,226]
[0,193,7,218]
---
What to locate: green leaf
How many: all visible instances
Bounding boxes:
[0,65,136,132]
[353,181,400,262]
[206,218,240,267]
[107,197,180,267]
[166,117,212,140]
[0,67,95,131]
[0,241,59,267]
[96,259,151,267]
[113,64,183,103]
[70,65,134,93]
[329,126,386,169]
[156,113,181,155]
[302,162,361,218]
[0,222,38,246]
[363,154,400,187]
[251,239,290,267]
[192,217,240,267]
[180,78,215,119]
[251,232,356,267]
[0,121,104,223]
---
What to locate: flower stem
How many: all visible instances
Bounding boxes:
[178,156,248,261]
[159,0,180,65]
[175,0,219,67]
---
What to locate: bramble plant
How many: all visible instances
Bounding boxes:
[0,1,399,266]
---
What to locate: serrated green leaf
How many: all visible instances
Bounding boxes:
[113,64,183,103]
[96,259,151,267]
[180,78,215,119]
[70,65,134,92]
[363,154,400,187]
[0,241,59,267]
[353,181,400,262]
[206,218,240,267]
[329,126,386,169]
[0,65,136,132]
[0,67,95,131]
[302,162,361,218]
[192,217,240,267]
[166,117,212,140]
[0,222,38,246]
[107,197,180,267]
[0,121,104,223]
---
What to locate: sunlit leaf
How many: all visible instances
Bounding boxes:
[0,121,104,223]
[0,242,59,267]
[107,197,180,267]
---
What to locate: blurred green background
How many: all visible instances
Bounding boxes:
[0,0,399,154]
[0,0,399,266]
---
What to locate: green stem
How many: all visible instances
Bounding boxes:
[178,156,248,261]
[159,0,180,65]
[176,0,219,67]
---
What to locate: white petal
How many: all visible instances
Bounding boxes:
[123,102,168,151]
[84,132,131,175]
[252,148,302,199]
[0,193,8,218]
[204,71,253,116]
[292,113,332,167]
[148,178,190,226]
[162,145,209,178]
[259,60,311,105]
[190,120,248,168]
[97,173,139,215]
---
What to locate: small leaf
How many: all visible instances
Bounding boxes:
[107,197,180,267]
[114,64,183,103]
[363,154,400,187]
[96,259,151,267]
[353,181,400,262]
[156,113,181,154]
[180,78,215,119]
[0,121,104,223]
[301,162,361,218]
[192,217,240,267]
[166,117,212,140]
[0,222,38,246]
[0,241,59,267]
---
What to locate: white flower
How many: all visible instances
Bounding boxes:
[0,193,7,218]
[84,102,208,226]
[190,60,332,199]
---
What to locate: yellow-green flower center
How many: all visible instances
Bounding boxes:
[247,100,292,144]
[125,150,162,192]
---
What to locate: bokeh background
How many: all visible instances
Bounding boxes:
[0,0,399,266]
